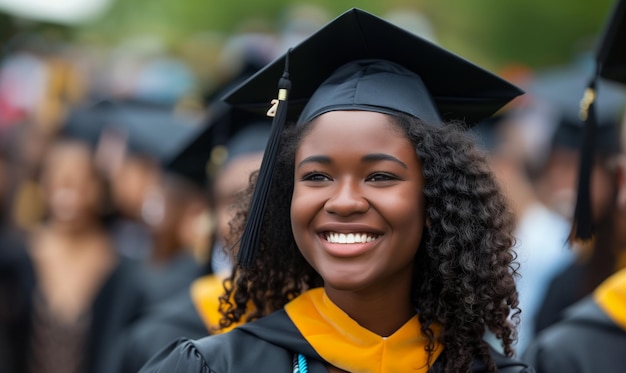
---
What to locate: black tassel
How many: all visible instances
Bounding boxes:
[570,77,598,242]
[237,51,292,268]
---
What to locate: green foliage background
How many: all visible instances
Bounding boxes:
[84,0,617,69]
[1,0,618,71]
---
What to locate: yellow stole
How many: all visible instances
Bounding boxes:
[285,288,443,373]
[190,272,243,334]
[594,268,626,331]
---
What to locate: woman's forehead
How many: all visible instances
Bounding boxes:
[302,110,398,133]
[296,111,414,158]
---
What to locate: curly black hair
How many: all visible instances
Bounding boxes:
[219,113,520,373]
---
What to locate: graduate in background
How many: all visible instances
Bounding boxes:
[110,40,278,372]
[523,0,626,371]
[0,141,35,373]
[471,112,574,354]
[92,99,208,307]
[524,62,624,335]
[21,126,146,373]
[113,104,272,373]
[141,9,530,373]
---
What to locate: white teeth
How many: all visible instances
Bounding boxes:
[325,232,379,244]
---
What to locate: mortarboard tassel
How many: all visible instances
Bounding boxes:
[570,76,598,243]
[237,50,292,268]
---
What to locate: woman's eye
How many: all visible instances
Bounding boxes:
[302,172,331,182]
[366,173,397,182]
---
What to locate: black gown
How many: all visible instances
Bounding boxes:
[139,252,204,308]
[140,308,533,373]
[84,257,148,373]
[523,274,626,373]
[12,255,147,373]
[111,289,208,373]
[0,230,33,373]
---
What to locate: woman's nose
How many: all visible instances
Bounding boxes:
[324,180,369,216]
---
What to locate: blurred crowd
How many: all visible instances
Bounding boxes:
[1,3,625,373]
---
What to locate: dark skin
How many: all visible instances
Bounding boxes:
[291,111,424,338]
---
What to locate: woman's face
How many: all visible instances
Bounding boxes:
[215,153,264,244]
[291,111,426,295]
[42,142,102,225]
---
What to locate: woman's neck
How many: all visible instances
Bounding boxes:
[324,285,415,337]
[47,218,104,240]
[29,222,116,323]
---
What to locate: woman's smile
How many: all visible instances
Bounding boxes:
[323,232,380,244]
[317,231,382,257]
[315,222,384,257]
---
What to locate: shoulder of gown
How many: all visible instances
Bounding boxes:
[523,296,626,373]
[138,309,322,373]
[115,290,208,373]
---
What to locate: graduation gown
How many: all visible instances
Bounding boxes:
[111,272,242,373]
[75,257,148,373]
[0,230,33,373]
[112,288,208,373]
[17,256,146,373]
[139,252,204,308]
[523,268,626,373]
[140,288,533,373]
[533,261,587,334]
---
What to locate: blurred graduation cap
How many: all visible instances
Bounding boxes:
[551,118,620,155]
[571,0,626,242]
[61,99,116,147]
[62,98,200,184]
[222,8,524,267]
[528,61,625,156]
[597,0,626,84]
[166,50,275,189]
[165,100,272,188]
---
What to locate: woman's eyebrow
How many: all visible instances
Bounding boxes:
[297,154,408,169]
[362,153,408,169]
[296,155,331,170]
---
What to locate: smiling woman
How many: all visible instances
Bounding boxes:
[139,8,532,373]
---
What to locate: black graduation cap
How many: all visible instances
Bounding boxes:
[529,61,625,155]
[107,101,198,165]
[166,54,274,188]
[551,119,620,155]
[165,100,272,187]
[61,100,117,147]
[63,99,201,185]
[571,0,626,242]
[224,8,522,126]
[222,8,523,268]
[597,0,626,84]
